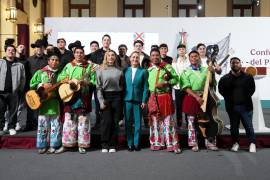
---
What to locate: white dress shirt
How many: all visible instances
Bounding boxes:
[131,67,138,83]
[172,55,190,90]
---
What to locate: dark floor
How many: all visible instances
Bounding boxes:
[0,148,270,180]
[1,110,270,180]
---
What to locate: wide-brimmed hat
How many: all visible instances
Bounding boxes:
[68,40,84,51]
[47,47,61,59]
[31,39,46,48]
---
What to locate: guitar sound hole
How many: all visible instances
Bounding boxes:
[70,83,77,90]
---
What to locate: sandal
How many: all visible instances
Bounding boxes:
[174,148,182,154]
[47,148,56,154]
[191,146,199,152]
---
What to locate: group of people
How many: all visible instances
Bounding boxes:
[0,31,257,154]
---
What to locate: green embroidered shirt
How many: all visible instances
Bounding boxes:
[57,62,96,94]
[180,66,208,91]
[30,69,59,115]
[148,63,178,93]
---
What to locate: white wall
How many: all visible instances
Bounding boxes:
[45,17,270,100]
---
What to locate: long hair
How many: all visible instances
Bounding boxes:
[101,50,120,69]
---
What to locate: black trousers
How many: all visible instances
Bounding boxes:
[100,92,123,149]
[174,89,186,126]
[227,105,256,144]
[0,93,19,130]
[93,87,101,127]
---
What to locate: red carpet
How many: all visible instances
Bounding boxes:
[1,131,270,149]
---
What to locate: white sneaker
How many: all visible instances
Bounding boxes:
[249,143,256,153]
[3,122,8,132]
[101,149,108,153]
[109,148,116,153]
[231,143,239,152]
[78,147,86,154]
[15,123,21,131]
[9,129,17,136]
[118,120,124,126]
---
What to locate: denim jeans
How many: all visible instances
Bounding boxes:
[227,105,256,144]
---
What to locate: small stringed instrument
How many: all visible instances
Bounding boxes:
[58,72,90,103]
[58,80,81,103]
[25,77,68,110]
[201,48,234,112]
[200,48,234,136]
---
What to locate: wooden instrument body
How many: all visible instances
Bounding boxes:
[58,80,81,102]
[26,78,68,110]
[199,48,234,136]
[25,90,42,110]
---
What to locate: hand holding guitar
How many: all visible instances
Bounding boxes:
[42,83,52,89]
[195,95,204,105]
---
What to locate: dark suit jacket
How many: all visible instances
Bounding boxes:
[124,67,149,103]
[141,52,150,69]
[91,48,107,65]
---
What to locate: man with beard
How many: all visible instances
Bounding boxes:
[218,57,256,153]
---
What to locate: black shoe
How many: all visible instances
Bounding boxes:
[128,146,134,152]
[134,146,141,151]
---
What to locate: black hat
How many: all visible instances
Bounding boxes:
[47,47,61,59]
[31,39,46,48]
[68,40,84,51]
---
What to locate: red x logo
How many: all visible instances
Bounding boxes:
[134,32,144,42]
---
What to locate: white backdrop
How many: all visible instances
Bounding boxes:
[45,17,270,101]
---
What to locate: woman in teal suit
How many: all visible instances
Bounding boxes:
[124,51,149,151]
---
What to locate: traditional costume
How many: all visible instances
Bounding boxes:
[180,65,217,150]
[30,65,61,153]
[57,60,95,151]
[147,62,180,152]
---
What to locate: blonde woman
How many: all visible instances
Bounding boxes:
[96,50,124,153]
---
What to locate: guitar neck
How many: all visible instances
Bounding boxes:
[218,54,230,66]
[47,78,67,92]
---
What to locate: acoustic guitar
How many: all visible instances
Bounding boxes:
[25,78,68,110]
[58,80,81,103]
[58,72,90,103]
